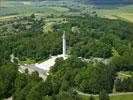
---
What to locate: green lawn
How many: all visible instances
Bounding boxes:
[81,94,133,100]
[111,94,133,100]
[117,71,133,80]
[19,58,36,64]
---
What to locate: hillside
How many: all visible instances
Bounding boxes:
[75,0,133,4]
[4,0,133,8]
[0,1,133,100]
[0,14,133,99]
[75,0,133,8]
[5,0,133,4]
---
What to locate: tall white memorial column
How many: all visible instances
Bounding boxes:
[63,32,66,59]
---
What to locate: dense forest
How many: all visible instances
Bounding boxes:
[0,14,133,99]
[1,15,133,62]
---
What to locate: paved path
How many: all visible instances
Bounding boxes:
[18,54,68,80]
[19,64,47,80]
[6,97,12,100]
[77,90,133,97]
[35,54,66,70]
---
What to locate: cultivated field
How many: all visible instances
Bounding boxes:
[0,6,69,16]
[1,1,133,23]
[96,5,133,22]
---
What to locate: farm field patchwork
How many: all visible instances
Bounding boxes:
[1,1,133,23]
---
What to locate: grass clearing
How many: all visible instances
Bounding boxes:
[117,13,133,22]
[0,14,30,21]
[111,94,133,100]
[43,17,66,33]
[104,15,118,20]
[48,7,69,12]
[21,1,32,6]
[117,71,133,80]
[19,58,36,64]
[81,93,133,100]
[43,22,56,33]
[112,48,120,57]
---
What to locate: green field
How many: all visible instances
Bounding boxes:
[19,58,36,64]
[0,1,33,7]
[0,1,72,16]
[1,1,133,23]
[82,94,133,100]
[96,5,133,22]
[0,6,69,16]
[0,0,88,17]
[117,71,133,80]
[111,94,133,100]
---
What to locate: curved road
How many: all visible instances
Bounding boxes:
[77,90,133,97]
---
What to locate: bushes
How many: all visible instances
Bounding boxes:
[57,90,81,100]
[0,63,18,99]
[115,77,133,92]
[99,90,110,100]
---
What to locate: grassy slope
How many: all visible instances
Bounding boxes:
[96,5,133,22]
